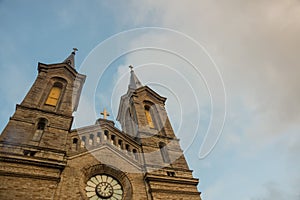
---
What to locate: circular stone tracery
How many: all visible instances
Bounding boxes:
[85,174,123,200]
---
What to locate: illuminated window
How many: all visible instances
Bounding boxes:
[45,82,63,106]
[144,106,154,128]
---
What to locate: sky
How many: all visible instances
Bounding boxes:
[0,1,300,199]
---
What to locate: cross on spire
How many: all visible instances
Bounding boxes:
[72,48,78,54]
[63,49,77,68]
[129,65,133,71]
[100,108,110,119]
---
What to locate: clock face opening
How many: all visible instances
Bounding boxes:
[85,174,123,200]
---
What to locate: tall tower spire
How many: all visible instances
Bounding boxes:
[0,49,86,149]
[116,66,201,199]
[128,65,142,90]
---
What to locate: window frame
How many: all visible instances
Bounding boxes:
[45,82,64,106]
[32,118,48,142]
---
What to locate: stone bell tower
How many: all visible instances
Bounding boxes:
[117,66,201,200]
[0,49,86,199]
[0,53,201,199]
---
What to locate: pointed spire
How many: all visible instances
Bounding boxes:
[128,65,143,90]
[63,48,78,68]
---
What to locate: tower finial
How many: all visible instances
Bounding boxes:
[129,65,133,71]
[63,48,77,68]
[72,48,78,55]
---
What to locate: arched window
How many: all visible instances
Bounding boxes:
[159,142,170,163]
[45,82,63,106]
[72,138,78,150]
[32,118,47,141]
[144,105,155,128]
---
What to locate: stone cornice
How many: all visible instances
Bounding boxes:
[0,170,61,182]
[15,104,74,120]
[0,156,66,169]
[145,173,199,186]
[0,141,67,154]
[150,188,201,196]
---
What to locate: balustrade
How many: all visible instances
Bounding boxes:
[72,130,139,161]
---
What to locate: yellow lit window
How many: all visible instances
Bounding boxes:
[145,106,154,128]
[45,86,61,106]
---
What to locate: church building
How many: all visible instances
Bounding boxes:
[0,50,202,200]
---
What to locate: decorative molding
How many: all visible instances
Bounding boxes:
[0,156,66,169]
[144,164,194,172]
[145,173,199,186]
[38,62,79,78]
[0,170,61,182]
[150,188,201,196]
[0,141,67,154]
[15,104,73,121]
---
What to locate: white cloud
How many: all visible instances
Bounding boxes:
[1,1,299,199]
[115,1,300,199]
[251,181,300,200]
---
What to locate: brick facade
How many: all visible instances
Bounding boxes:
[0,52,201,200]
